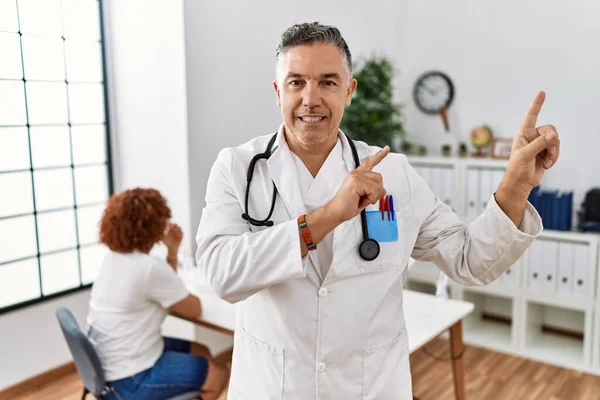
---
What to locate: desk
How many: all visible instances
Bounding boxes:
[176,277,474,400]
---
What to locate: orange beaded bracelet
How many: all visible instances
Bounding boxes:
[297,214,316,251]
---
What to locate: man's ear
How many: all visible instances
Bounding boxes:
[346,78,357,106]
[273,80,281,107]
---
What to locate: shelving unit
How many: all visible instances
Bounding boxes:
[406,155,600,375]
[522,300,591,369]
[459,288,518,352]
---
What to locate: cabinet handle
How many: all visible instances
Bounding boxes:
[533,272,538,279]
[546,274,552,281]
[562,277,568,283]
[577,279,583,286]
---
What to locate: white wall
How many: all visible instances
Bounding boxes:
[106,0,193,250]
[0,291,90,390]
[183,0,409,242]
[400,0,600,207]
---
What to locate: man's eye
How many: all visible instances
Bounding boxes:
[290,80,302,86]
[322,80,336,86]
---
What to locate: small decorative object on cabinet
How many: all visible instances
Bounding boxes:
[417,145,428,156]
[470,125,493,157]
[491,138,513,159]
[400,140,414,155]
[458,142,468,158]
[441,144,451,157]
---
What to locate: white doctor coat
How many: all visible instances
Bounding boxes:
[196,124,542,399]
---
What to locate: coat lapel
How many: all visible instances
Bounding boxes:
[267,126,323,281]
[332,131,365,255]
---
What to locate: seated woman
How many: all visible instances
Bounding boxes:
[87,188,228,400]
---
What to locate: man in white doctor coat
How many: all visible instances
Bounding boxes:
[196,22,559,399]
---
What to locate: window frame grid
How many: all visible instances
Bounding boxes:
[0,0,114,314]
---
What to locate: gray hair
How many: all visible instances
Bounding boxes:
[276,22,353,78]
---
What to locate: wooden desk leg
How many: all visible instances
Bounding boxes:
[449,320,466,400]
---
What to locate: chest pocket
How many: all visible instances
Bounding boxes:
[353,210,418,274]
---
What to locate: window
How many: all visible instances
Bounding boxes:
[0,0,112,313]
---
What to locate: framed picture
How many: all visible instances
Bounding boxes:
[491,138,513,159]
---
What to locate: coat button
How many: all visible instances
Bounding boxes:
[316,362,326,372]
[318,288,328,297]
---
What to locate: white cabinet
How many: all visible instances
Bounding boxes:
[522,301,592,369]
[459,289,518,351]
[407,155,600,375]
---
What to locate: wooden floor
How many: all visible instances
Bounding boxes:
[7,338,600,400]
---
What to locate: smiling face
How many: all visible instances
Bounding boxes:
[273,43,357,149]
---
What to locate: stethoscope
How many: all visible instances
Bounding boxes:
[241,133,380,261]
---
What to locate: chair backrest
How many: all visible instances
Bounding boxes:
[56,306,107,396]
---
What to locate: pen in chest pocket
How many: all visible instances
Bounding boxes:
[379,194,395,221]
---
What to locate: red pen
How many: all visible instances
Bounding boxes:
[380,197,385,220]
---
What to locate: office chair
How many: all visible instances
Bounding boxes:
[56,306,202,400]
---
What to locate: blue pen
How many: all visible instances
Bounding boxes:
[389,194,395,221]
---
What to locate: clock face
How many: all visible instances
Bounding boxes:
[413,71,454,115]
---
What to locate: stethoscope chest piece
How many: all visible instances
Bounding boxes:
[359,239,380,261]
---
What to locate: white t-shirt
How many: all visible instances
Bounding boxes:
[292,138,347,278]
[87,250,189,381]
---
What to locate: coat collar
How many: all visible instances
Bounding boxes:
[265,124,371,280]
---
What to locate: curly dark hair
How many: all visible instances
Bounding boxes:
[99,188,172,253]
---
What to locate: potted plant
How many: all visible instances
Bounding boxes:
[441,144,452,157]
[417,145,427,156]
[400,140,413,155]
[458,142,468,158]
[340,56,405,149]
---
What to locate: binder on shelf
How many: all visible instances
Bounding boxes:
[466,168,479,222]
[557,242,574,295]
[540,240,558,292]
[527,187,574,231]
[441,168,454,207]
[528,240,543,291]
[551,194,562,230]
[572,243,589,297]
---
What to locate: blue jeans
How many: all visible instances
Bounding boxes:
[103,337,208,400]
